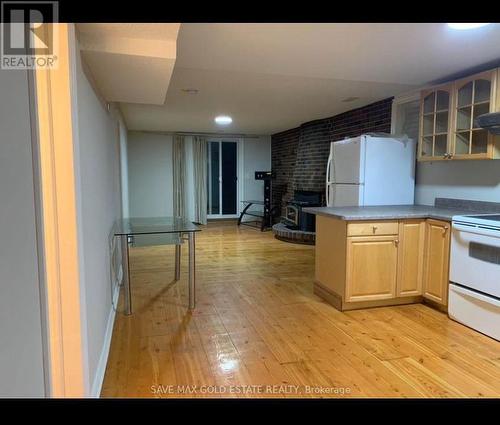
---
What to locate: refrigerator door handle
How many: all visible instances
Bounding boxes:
[326,154,332,206]
[326,154,332,184]
[326,182,335,207]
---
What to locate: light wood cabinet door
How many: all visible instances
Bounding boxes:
[423,219,451,305]
[451,70,498,160]
[397,220,426,297]
[345,235,398,302]
[418,84,453,161]
[418,67,500,161]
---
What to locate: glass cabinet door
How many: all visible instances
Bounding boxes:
[452,72,494,157]
[419,86,452,159]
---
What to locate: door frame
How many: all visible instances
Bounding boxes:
[206,138,243,219]
[32,23,89,397]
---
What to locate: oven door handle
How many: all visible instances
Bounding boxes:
[453,223,500,239]
[451,284,500,308]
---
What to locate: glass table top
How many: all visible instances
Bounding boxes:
[113,217,200,236]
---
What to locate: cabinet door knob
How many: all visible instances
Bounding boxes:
[394,239,399,246]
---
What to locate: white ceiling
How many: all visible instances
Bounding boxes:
[77,24,180,104]
[111,23,500,135]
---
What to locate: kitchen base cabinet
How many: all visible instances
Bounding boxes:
[397,220,426,297]
[315,215,347,298]
[314,216,450,312]
[423,219,451,307]
[345,235,398,302]
[314,282,422,312]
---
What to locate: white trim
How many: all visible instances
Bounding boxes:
[69,24,91,396]
[34,23,88,397]
[90,282,120,398]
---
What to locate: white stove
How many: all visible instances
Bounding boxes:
[449,214,500,341]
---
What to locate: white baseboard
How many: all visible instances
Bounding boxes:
[90,282,120,398]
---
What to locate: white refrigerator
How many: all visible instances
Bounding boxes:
[326,134,416,207]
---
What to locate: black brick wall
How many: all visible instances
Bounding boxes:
[271,98,393,216]
[271,127,300,217]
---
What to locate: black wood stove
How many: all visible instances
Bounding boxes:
[282,190,323,232]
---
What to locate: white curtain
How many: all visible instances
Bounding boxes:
[192,136,207,224]
[172,134,186,218]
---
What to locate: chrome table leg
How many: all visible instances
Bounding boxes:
[175,242,181,281]
[121,235,132,315]
[188,232,196,310]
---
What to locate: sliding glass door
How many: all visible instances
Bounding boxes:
[207,140,239,218]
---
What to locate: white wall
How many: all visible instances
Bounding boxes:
[73,37,124,395]
[415,160,500,205]
[0,28,126,398]
[127,132,271,219]
[394,97,500,206]
[0,68,46,396]
[128,131,174,217]
[184,136,196,221]
[242,136,272,204]
[119,117,129,218]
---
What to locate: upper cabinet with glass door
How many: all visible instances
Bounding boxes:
[418,84,453,160]
[418,68,500,161]
[451,70,499,159]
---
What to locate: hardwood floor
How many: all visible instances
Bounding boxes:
[101,221,500,398]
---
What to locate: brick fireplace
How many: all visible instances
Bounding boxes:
[271,97,393,218]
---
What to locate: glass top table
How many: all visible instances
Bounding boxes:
[113,217,200,315]
[113,216,200,236]
[238,200,268,231]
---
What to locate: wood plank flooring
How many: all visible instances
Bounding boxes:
[101,221,500,398]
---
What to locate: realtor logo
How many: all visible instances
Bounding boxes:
[1,1,58,69]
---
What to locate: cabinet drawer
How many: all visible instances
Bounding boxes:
[347,221,399,237]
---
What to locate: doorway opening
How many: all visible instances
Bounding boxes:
[207,140,239,218]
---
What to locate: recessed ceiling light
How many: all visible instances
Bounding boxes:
[215,115,232,125]
[447,23,491,30]
[181,88,199,94]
